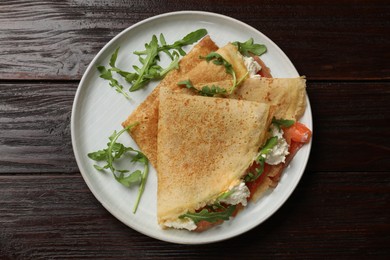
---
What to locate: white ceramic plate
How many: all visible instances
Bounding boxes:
[71,11,312,244]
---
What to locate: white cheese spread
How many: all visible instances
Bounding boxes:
[164,218,197,231]
[244,56,262,79]
[218,181,250,206]
[165,179,251,231]
[265,125,290,165]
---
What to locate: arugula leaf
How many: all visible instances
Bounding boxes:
[260,136,279,157]
[178,79,195,90]
[159,33,174,60]
[245,136,278,182]
[99,29,207,97]
[115,170,142,187]
[109,47,120,68]
[200,52,237,93]
[217,189,235,201]
[232,38,267,57]
[178,79,227,97]
[272,117,295,129]
[134,29,208,56]
[97,65,131,100]
[88,149,107,161]
[108,47,139,83]
[200,85,227,97]
[87,122,149,213]
[130,35,159,91]
[179,205,236,224]
[159,51,180,77]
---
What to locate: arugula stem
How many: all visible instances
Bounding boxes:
[114,83,132,100]
[200,52,237,93]
[133,162,149,213]
[231,71,248,94]
[229,71,237,94]
[107,122,139,173]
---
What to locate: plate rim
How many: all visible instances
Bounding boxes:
[71,10,313,244]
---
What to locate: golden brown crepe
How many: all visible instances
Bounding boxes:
[120,33,310,231]
[178,43,248,93]
[230,77,307,121]
[122,36,219,167]
[157,87,272,227]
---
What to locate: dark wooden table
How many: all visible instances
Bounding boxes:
[1,1,389,259]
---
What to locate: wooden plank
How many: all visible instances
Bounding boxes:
[0,81,389,173]
[0,172,388,258]
[0,1,389,80]
[306,81,390,171]
[0,82,79,173]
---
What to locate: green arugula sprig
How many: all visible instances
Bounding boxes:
[179,205,236,224]
[134,29,208,56]
[200,52,237,93]
[232,38,267,57]
[87,123,149,213]
[245,136,278,182]
[272,117,295,129]
[216,189,235,201]
[178,79,227,97]
[97,29,208,98]
[97,65,131,100]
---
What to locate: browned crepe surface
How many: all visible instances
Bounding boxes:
[177,43,248,93]
[123,35,308,209]
[157,88,271,225]
[230,77,307,121]
[122,36,219,167]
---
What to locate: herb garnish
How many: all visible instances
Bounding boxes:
[97,29,208,98]
[216,189,235,201]
[200,52,237,93]
[245,136,278,182]
[134,29,208,56]
[87,123,149,213]
[272,117,295,129]
[178,79,227,97]
[232,38,267,57]
[179,205,236,224]
[97,65,131,100]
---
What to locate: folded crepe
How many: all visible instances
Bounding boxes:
[230,77,307,121]
[121,34,310,229]
[177,43,248,93]
[122,36,219,167]
[122,40,256,168]
[157,87,272,229]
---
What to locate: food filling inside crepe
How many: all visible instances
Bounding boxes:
[121,34,312,231]
[157,88,273,231]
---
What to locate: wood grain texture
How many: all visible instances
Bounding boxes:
[0,173,389,259]
[1,1,389,258]
[0,1,389,80]
[0,82,78,173]
[1,81,389,173]
[306,81,390,172]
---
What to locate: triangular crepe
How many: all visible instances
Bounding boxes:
[178,43,248,93]
[157,87,272,228]
[230,77,307,120]
[122,36,219,167]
